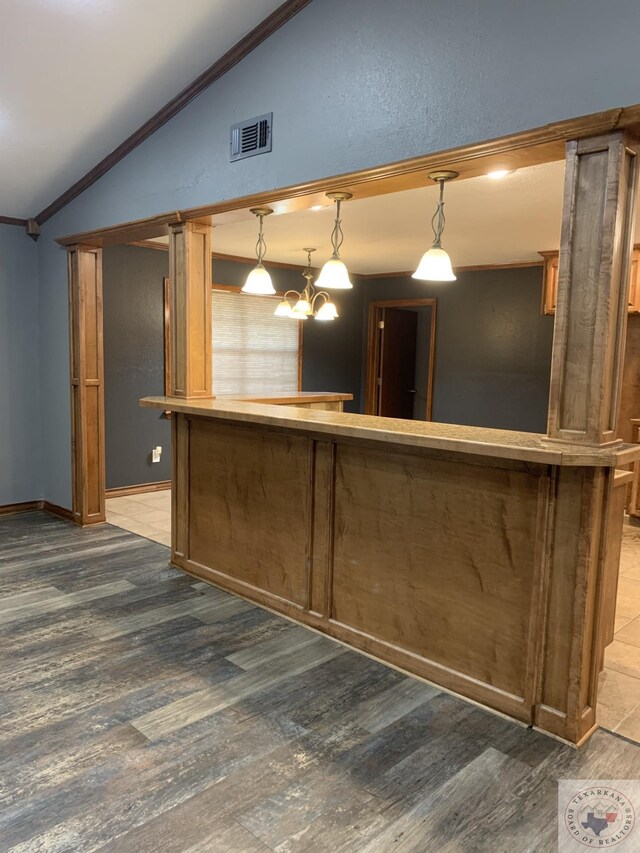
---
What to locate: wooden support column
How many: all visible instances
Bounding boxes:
[168,220,213,398]
[538,132,640,743]
[547,131,638,446]
[68,244,105,525]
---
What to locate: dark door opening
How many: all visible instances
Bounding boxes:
[366,299,437,420]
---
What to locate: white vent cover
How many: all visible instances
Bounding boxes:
[230,113,273,162]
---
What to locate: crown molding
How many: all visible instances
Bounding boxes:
[0,215,28,227]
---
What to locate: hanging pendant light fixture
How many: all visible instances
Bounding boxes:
[242,207,275,294]
[274,248,339,321]
[316,191,353,289]
[412,171,459,282]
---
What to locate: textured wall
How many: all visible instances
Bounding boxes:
[361,267,554,433]
[0,226,42,504]
[35,0,640,505]
[103,245,171,489]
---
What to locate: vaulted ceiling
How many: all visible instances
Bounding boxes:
[0,0,288,218]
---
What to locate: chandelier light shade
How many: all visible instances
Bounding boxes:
[242,207,275,294]
[316,191,354,289]
[412,171,459,282]
[274,248,339,322]
[315,301,339,321]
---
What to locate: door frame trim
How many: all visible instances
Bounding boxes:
[365,298,437,420]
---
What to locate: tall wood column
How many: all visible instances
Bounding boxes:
[168,220,213,398]
[68,244,105,525]
[547,131,638,446]
[538,132,639,743]
[168,220,213,562]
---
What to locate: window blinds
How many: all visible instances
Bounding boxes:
[211,290,299,394]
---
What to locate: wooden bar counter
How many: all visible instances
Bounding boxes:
[141,393,640,745]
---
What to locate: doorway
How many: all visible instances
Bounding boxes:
[365,298,437,420]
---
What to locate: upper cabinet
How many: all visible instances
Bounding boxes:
[540,247,640,315]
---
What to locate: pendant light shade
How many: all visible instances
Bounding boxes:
[412,247,456,282]
[292,297,312,315]
[242,207,275,295]
[412,171,458,282]
[317,191,353,289]
[274,299,295,317]
[243,264,275,294]
[315,300,338,321]
[273,248,339,322]
[316,258,352,290]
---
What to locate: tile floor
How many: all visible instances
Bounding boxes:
[106,489,171,547]
[106,488,640,744]
[599,517,640,741]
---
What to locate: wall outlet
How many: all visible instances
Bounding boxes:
[151,446,162,464]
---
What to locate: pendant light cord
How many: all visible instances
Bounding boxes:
[431,179,446,248]
[255,214,267,264]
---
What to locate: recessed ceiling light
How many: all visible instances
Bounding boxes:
[310,205,324,211]
[487,170,510,180]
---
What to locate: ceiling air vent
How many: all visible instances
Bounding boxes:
[230,113,273,162]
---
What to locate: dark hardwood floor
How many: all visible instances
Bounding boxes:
[1,511,639,852]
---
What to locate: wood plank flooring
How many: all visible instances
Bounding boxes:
[1,511,640,852]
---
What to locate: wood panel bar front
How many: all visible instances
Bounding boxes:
[143,396,640,745]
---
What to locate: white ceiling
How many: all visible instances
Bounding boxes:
[0,0,286,217]
[200,160,569,273]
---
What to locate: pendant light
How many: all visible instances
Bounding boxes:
[412,171,459,282]
[316,192,353,289]
[274,248,339,321]
[242,207,275,294]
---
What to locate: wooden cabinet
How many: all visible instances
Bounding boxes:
[540,247,640,315]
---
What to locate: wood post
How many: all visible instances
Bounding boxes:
[168,221,213,398]
[547,131,638,446]
[68,244,106,525]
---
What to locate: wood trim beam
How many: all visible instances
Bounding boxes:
[129,240,309,272]
[358,261,544,279]
[35,0,312,226]
[68,245,106,525]
[547,131,639,446]
[55,104,640,249]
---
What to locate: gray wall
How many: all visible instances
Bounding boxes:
[0,225,42,504]
[30,0,640,506]
[103,245,170,489]
[102,250,362,491]
[361,267,554,433]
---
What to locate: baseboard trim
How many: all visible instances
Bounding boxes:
[0,499,74,523]
[0,500,42,516]
[106,481,171,499]
[43,501,74,522]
